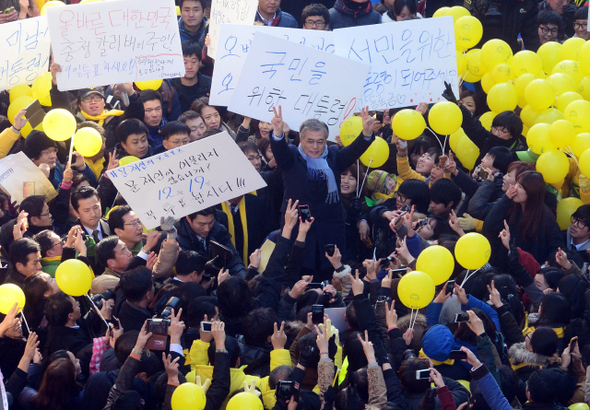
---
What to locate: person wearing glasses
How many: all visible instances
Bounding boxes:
[565,205,590,267]
[538,0,577,37]
[301,4,330,30]
[108,205,162,257]
[536,9,565,45]
[573,6,590,40]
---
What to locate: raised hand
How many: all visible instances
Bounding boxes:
[361,106,376,137]
[271,321,287,350]
[498,220,511,250]
[271,106,284,137]
[486,280,503,308]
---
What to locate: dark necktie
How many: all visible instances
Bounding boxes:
[92,229,100,244]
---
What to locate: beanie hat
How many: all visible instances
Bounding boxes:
[422,324,453,362]
[366,170,395,194]
[24,131,57,160]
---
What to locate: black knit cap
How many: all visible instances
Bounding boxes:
[24,130,57,160]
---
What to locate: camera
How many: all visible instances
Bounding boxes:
[160,296,180,320]
[91,289,116,310]
[146,318,169,335]
[200,321,212,332]
[403,349,416,361]
[380,257,393,267]
[145,297,180,350]
[276,381,300,402]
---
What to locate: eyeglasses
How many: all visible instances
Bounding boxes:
[304,19,326,28]
[82,95,104,103]
[39,211,51,217]
[395,192,409,203]
[539,25,558,35]
[571,217,588,229]
[124,219,143,227]
[574,22,587,30]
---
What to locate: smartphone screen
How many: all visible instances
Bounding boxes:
[416,369,431,380]
[312,304,324,324]
[298,205,311,222]
[446,280,455,296]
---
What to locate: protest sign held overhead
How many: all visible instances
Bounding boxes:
[207,0,257,60]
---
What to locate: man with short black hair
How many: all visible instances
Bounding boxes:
[153,121,191,154]
[92,236,135,295]
[301,3,330,29]
[171,42,212,113]
[5,238,42,288]
[118,267,155,332]
[140,90,167,148]
[179,0,207,43]
[255,0,298,27]
[108,205,162,256]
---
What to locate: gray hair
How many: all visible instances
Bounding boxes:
[299,119,329,141]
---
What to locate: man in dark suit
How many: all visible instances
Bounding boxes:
[4,238,42,288]
[175,207,246,277]
[118,266,155,332]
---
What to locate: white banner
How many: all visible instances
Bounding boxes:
[0,16,51,91]
[228,32,370,140]
[0,152,57,203]
[210,24,335,106]
[106,132,267,230]
[208,0,257,60]
[334,16,459,110]
[46,0,185,91]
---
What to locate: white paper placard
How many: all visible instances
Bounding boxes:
[106,132,267,229]
[228,32,370,140]
[46,0,185,91]
[208,0,257,60]
[0,152,57,203]
[210,24,335,106]
[334,16,459,110]
[0,16,51,91]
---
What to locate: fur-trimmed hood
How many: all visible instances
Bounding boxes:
[508,342,557,367]
[397,313,427,330]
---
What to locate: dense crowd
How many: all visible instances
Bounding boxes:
[1,0,590,409]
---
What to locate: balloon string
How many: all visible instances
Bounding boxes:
[20,311,30,337]
[356,159,360,198]
[358,158,373,195]
[426,127,445,153]
[67,132,75,168]
[443,135,449,153]
[85,294,109,329]
[460,268,481,288]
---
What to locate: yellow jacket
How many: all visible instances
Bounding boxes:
[0,127,20,160]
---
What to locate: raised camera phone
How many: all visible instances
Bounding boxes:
[276,381,300,401]
[448,350,467,360]
[416,369,431,380]
[200,321,212,332]
[571,336,578,350]
[446,280,455,296]
[298,205,311,222]
[312,304,324,324]
[454,313,470,323]
[325,244,335,257]
[478,169,489,180]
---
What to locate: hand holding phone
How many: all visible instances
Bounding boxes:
[298,205,311,222]
[312,304,324,324]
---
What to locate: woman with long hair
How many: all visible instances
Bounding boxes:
[28,358,83,409]
[484,171,564,267]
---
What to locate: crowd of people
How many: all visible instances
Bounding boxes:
[1,0,590,409]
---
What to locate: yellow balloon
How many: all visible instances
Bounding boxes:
[463,71,482,83]
[171,383,206,410]
[490,63,514,84]
[135,79,163,91]
[450,128,467,152]
[397,271,436,310]
[549,119,575,148]
[511,50,543,76]
[527,123,555,154]
[0,284,25,314]
[31,72,52,106]
[339,116,363,147]
[536,150,570,184]
[20,121,43,139]
[455,136,479,170]
[416,245,455,285]
[571,132,590,157]
[533,108,563,125]
[553,60,583,84]
[559,37,586,62]
[547,72,577,96]
[514,73,537,98]
[449,6,470,22]
[7,96,34,125]
[520,105,540,128]
[524,79,556,112]
[456,50,467,76]
[564,100,590,134]
[569,403,590,410]
[360,137,389,168]
[428,101,463,135]
[556,91,583,113]
[537,42,562,74]
[487,82,518,113]
[466,49,487,76]
[455,232,491,270]
[580,148,590,178]
[176,5,181,15]
[433,6,451,17]
[557,197,584,230]
[578,76,590,100]
[522,125,530,137]
[392,109,426,141]
[43,109,77,141]
[479,111,496,131]
[9,84,32,103]
[578,41,590,75]
[74,128,103,157]
[119,156,140,166]
[481,72,495,94]
[454,16,483,50]
[481,39,513,71]
[226,392,264,410]
[40,0,65,15]
[55,259,93,297]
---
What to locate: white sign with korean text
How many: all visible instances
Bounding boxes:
[106,132,267,230]
[0,152,57,203]
[210,24,335,106]
[0,16,51,91]
[228,32,370,140]
[334,16,459,110]
[208,0,257,60]
[46,0,185,91]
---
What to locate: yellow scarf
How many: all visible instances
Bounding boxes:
[419,348,455,366]
[80,109,124,127]
[221,198,249,266]
[523,325,565,338]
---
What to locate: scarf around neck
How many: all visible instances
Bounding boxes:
[81,109,124,126]
[297,145,339,204]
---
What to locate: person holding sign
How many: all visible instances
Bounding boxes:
[269,106,375,280]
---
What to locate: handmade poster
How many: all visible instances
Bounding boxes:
[0,16,51,90]
[0,152,57,203]
[106,132,267,229]
[46,0,185,90]
[208,0,257,59]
